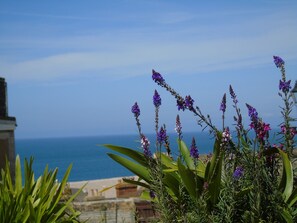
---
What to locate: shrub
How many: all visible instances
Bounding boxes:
[105,56,297,222]
[0,155,83,223]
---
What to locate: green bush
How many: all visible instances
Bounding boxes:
[0,155,83,223]
[105,56,297,222]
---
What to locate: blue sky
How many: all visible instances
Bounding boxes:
[0,0,296,139]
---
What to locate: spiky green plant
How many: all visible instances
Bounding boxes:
[0,155,83,223]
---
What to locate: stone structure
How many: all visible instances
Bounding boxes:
[0,77,17,177]
[70,178,157,222]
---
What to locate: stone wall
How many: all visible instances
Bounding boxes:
[73,198,137,223]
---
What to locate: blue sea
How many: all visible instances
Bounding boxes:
[15,132,215,182]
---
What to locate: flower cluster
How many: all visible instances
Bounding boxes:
[153,90,162,107]
[273,55,285,68]
[281,125,297,139]
[246,103,258,123]
[176,95,195,111]
[220,93,226,113]
[233,166,244,179]
[221,127,231,148]
[247,106,271,142]
[175,115,182,139]
[254,121,271,141]
[157,126,167,144]
[190,137,199,159]
[229,85,238,105]
[177,99,186,111]
[152,69,165,85]
[185,95,194,109]
[141,134,151,158]
[279,80,291,93]
[131,102,140,117]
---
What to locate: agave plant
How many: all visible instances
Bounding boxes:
[0,155,83,223]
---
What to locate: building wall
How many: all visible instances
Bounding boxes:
[0,130,15,177]
[0,77,16,179]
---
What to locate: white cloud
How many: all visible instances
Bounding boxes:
[1,6,297,82]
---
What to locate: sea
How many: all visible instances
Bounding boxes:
[15,132,215,182]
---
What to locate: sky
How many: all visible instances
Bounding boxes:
[0,0,297,139]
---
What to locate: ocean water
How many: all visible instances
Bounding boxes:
[15,132,214,182]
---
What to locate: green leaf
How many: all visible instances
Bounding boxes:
[123,178,150,189]
[108,153,150,182]
[49,183,85,222]
[278,149,293,201]
[287,187,297,207]
[235,186,253,198]
[205,133,224,207]
[163,171,181,199]
[14,155,22,195]
[195,160,206,178]
[140,190,155,202]
[159,153,177,169]
[49,164,72,214]
[177,159,202,199]
[178,140,195,170]
[103,144,147,166]
[280,208,293,223]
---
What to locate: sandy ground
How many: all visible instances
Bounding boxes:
[69,175,136,200]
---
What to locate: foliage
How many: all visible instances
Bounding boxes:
[105,56,297,222]
[0,155,83,223]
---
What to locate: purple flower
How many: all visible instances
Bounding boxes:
[256,121,271,141]
[279,80,291,93]
[141,134,151,157]
[190,137,199,159]
[229,85,238,104]
[177,99,185,111]
[131,102,140,117]
[185,95,194,109]
[233,166,244,179]
[281,125,297,139]
[175,115,182,138]
[152,69,165,85]
[157,126,167,144]
[149,190,155,199]
[273,55,285,68]
[220,93,226,113]
[246,104,258,122]
[153,90,161,107]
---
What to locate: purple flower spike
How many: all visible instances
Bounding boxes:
[229,85,238,104]
[279,80,291,93]
[220,93,226,113]
[131,102,140,117]
[175,115,182,138]
[152,69,165,85]
[190,137,199,159]
[141,134,151,157]
[246,104,258,122]
[157,126,167,144]
[273,55,285,68]
[153,90,162,107]
[233,166,244,179]
[185,95,194,109]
